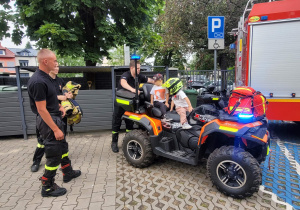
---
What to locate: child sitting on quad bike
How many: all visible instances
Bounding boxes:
[150,73,170,122]
[164,78,193,129]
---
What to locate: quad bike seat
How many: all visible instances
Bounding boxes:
[142,83,191,123]
[142,84,163,118]
[165,111,181,122]
[142,83,184,122]
[142,83,152,102]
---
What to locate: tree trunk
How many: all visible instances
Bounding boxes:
[85,60,97,66]
[163,50,173,66]
[218,53,229,70]
[78,3,99,67]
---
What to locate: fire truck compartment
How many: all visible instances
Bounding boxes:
[249,19,300,98]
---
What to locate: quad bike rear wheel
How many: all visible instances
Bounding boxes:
[122,129,154,168]
[207,146,261,199]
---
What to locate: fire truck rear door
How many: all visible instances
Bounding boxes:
[249,19,300,98]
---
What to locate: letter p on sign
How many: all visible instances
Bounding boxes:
[212,18,221,32]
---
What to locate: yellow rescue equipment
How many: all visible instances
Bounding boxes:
[61,81,83,130]
[63,81,81,99]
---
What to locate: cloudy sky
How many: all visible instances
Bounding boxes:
[1,31,33,48]
[0,2,35,48]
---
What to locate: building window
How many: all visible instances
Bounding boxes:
[0,63,3,67]
[19,60,29,67]
[0,50,5,55]
[20,51,29,56]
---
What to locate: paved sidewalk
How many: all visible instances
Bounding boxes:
[0,131,116,210]
[0,130,294,210]
[116,149,285,210]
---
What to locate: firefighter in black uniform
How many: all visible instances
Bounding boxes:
[28,49,81,197]
[111,59,154,153]
[30,67,72,172]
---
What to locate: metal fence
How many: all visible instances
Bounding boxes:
[0,67,27,138]
[0,66,234,139]
[177,69,235,93]
[0,65,172,139]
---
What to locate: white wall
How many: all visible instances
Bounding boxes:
[15,56,38,66]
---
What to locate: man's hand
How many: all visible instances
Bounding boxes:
[165,102,169,108]
[121,79,140,95]
[188,106,193,113]
[54,129,64,140]
[131,89,140,95]
[59,105,66,118]
[65,91,73,99]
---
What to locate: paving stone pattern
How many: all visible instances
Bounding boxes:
[115,140,285,210]
[0,131,116,210]
[0,129,296,210]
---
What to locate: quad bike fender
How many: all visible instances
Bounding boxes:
[241,128,269,145]
[241,128,271,160]
[123,111,163,136]
[198,119,267,146]
[258,131,270,157]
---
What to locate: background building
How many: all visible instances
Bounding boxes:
[9,48,38,77]
[0,43,38,76]
[0,42,16,74]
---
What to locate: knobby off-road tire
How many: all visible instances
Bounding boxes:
[207,146,261,199]
[122,129,155,168]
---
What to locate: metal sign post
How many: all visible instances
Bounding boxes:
[208,16,225,85]
[131,54,141,113]
[214,49,217,85]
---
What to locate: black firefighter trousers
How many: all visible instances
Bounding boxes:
[33,117,67,164]
[37,115,72,179]
[112,102,134,140]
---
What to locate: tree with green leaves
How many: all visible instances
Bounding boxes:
[0,0,24,45]
[25,41,32,49]
[107,45,125,66]
[157,0,265,70]
[56,53,85,66]
[1,0,163,66]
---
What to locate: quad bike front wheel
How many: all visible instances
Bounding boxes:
[122,129,154,168]
[207,146,261,199]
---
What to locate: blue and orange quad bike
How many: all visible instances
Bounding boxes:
[116,83,270,199]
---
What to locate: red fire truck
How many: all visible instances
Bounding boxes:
[233,0,300,121]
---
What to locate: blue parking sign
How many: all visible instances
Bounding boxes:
[208,16,225,39]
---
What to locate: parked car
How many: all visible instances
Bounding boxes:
[204,80,234,92]
[187,75,208,89]
[0,85,27,92]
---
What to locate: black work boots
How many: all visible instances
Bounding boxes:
[40,169,81,197]
[31,161,40,172]
[40,177,66,197]
[111,142,119,153]
[63,170,81,183]
[111,133,119,153]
